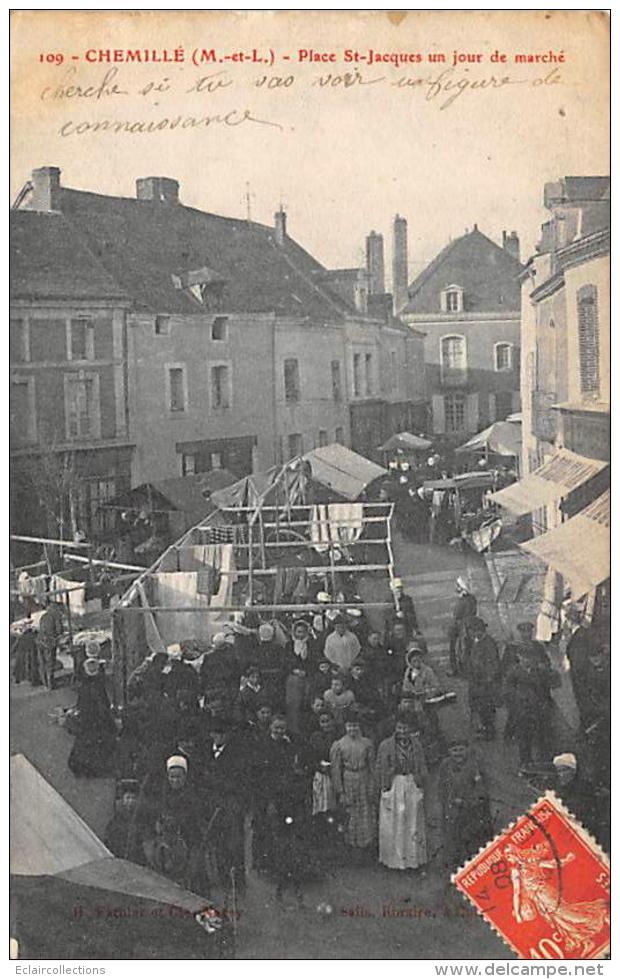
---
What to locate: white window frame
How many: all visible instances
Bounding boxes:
[10,317,30,363]
[209,360,232,410]
[494,341,513,372]
[165,363,189,414]
[444,392,466,433]
[441,284,464,313]
[67,317,95,362]
[11,374,37,444]
[63,370,101,440]
[440,333,467,370]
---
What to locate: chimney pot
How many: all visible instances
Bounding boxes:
[30,166,61,211]
[274,208,287,245]
[136,176,180,203]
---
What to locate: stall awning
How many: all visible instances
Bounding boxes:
[378,431,432,453]
[490,449,608,516]
[455,420,521,458]
[520,490,610,599]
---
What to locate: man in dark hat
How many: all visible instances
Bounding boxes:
[501,622,551,741]
[504,643,554,770]
[438,737,492,870]
[467,618,501,741]
[201,715,249,894]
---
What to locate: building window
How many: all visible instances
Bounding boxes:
[77,477,116,536]
[283,358,300,403]
[494,390,514,421]
[10,377,36,445]
[318,429,328,447]
[29,318,67,362]
[365,353,373,395]
[10,318,28,363]
[154,315,171,336]
[167,365,187,413]
[181,453,196,476]
[441,284,463,313]
[390,350,398,388]
[211,316,228,341]
[444,393,466,432]
[494,342,513,372]
[331,360,342,403]
[211,364,231,409]
[69,318,94,361]
[353,353,362,397]
[441,334,466,369]
[64,372,100,439]
[335,426,344,444]
[577,285,600,397]
[210,451,222,469]
[287,433,303,459]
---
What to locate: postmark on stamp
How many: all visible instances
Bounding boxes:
[452,792,610,960]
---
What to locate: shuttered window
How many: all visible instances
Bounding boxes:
[577,285,600,397]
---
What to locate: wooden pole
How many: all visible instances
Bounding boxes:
[119,601,393,614]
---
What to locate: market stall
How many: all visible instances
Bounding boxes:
[112,450,395,703]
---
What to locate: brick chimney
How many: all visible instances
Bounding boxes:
[392,215,409,313]
[30,166,61,211]
[502,230,520,262]
[274,208,287,245]
[136,176,180,203]
[365,231,385,295]
[354,269,369,314]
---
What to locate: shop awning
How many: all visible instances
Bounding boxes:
[455,420,521,458]
[520,490,610,599]
[489,449,608,516]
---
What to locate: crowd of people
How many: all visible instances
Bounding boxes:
[12,567,610,905]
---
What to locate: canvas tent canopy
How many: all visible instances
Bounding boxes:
[211,444,387,510]
[519,490,610,600]
[455,419,522,458]
[10,754,229,959]
[378,431,433,454]
[103,471,237,526]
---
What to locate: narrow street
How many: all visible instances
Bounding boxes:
[9,531,579,959]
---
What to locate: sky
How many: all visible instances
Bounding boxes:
[11,10,609,283]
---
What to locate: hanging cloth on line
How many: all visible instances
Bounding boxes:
[310,503,364,554]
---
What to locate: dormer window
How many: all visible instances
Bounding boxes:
[441,284,464,313]
[172,266,227,311]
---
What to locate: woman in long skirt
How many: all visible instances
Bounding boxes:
[329,712,375,850]
[375,712,428,870]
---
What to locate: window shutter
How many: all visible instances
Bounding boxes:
[577,285,600,396]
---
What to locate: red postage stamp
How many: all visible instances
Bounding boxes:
[452,792,610,960]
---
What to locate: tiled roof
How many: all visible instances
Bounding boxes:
[402,227,524,315]
[48,186,354,318]
[10,210,127,303]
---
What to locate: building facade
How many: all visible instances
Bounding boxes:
[10,205,134,539]
[520,176,610,528]
[399,226,523,439]
[11,168,428,537]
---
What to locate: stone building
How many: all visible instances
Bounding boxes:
[398,224,523,439]
[10,168,427,536]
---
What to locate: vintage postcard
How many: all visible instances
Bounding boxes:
[9,9,610,962]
